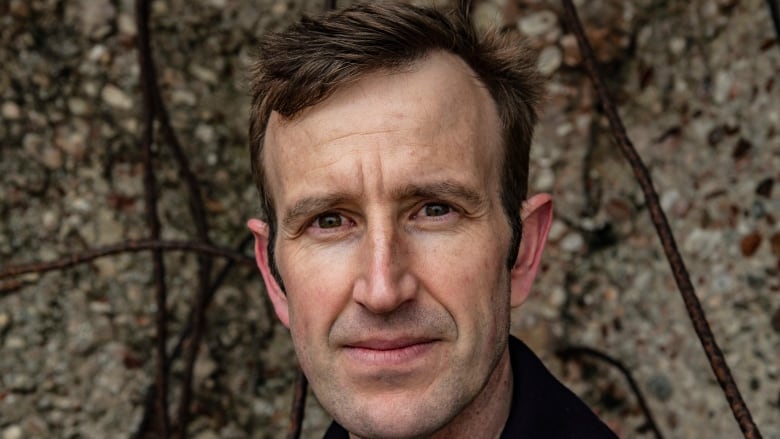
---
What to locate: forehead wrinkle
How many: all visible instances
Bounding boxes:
[313,128,405,149]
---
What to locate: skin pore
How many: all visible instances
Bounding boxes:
[249,51,552,439]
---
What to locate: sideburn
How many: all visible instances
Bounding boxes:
[505,213,522,270]
[265,214,287,294]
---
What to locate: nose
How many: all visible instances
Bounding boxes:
[352,220,419,314]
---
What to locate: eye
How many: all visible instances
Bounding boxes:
[422,203,452,217]
[411,202,459,228]
[314,212,344,229]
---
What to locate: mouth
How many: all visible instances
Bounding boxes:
[342,338,439,368]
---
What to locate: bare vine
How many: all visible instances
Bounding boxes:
[561,0,762,437]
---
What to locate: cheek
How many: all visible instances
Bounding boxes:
[278,244,357,335]
[416,233,508,311]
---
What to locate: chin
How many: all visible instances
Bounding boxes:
[341,419,439,439]
[331,395,460,439]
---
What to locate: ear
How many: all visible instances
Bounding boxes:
[247,218,290,328]
[510,193,553,307]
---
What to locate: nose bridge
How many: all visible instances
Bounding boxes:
[368,218,394,280]
[354,211,416,313]
[366,215,402,296]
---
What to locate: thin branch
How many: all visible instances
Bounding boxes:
[142,12,215,439]
[146,50,215,438]
[287,368,309,439]
[0,239,253,280]
[557,346,664,439]
[559,2,762,438]
[148,44,215,439]
[171,208,212,433]
[0,279,24,295]
[136,0,170,435]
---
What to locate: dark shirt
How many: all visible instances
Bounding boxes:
[323,336,618,438]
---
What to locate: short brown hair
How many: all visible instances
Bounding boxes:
[249,1,542,280]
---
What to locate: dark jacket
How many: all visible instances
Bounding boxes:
[324,336,618,438]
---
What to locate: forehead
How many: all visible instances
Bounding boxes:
[262,52,503,205]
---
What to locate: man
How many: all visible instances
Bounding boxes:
[247,2,617,438]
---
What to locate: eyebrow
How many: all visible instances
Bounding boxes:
[282,193,352,230]
[390,181,487,209]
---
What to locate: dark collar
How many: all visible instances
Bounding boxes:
[500,336,617,438]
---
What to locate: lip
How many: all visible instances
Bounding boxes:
[342,338,439,368]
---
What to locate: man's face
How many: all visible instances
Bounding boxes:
[251,52,537,437]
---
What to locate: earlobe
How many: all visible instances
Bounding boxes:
[247,218,290,328]
[509,193,553,307]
